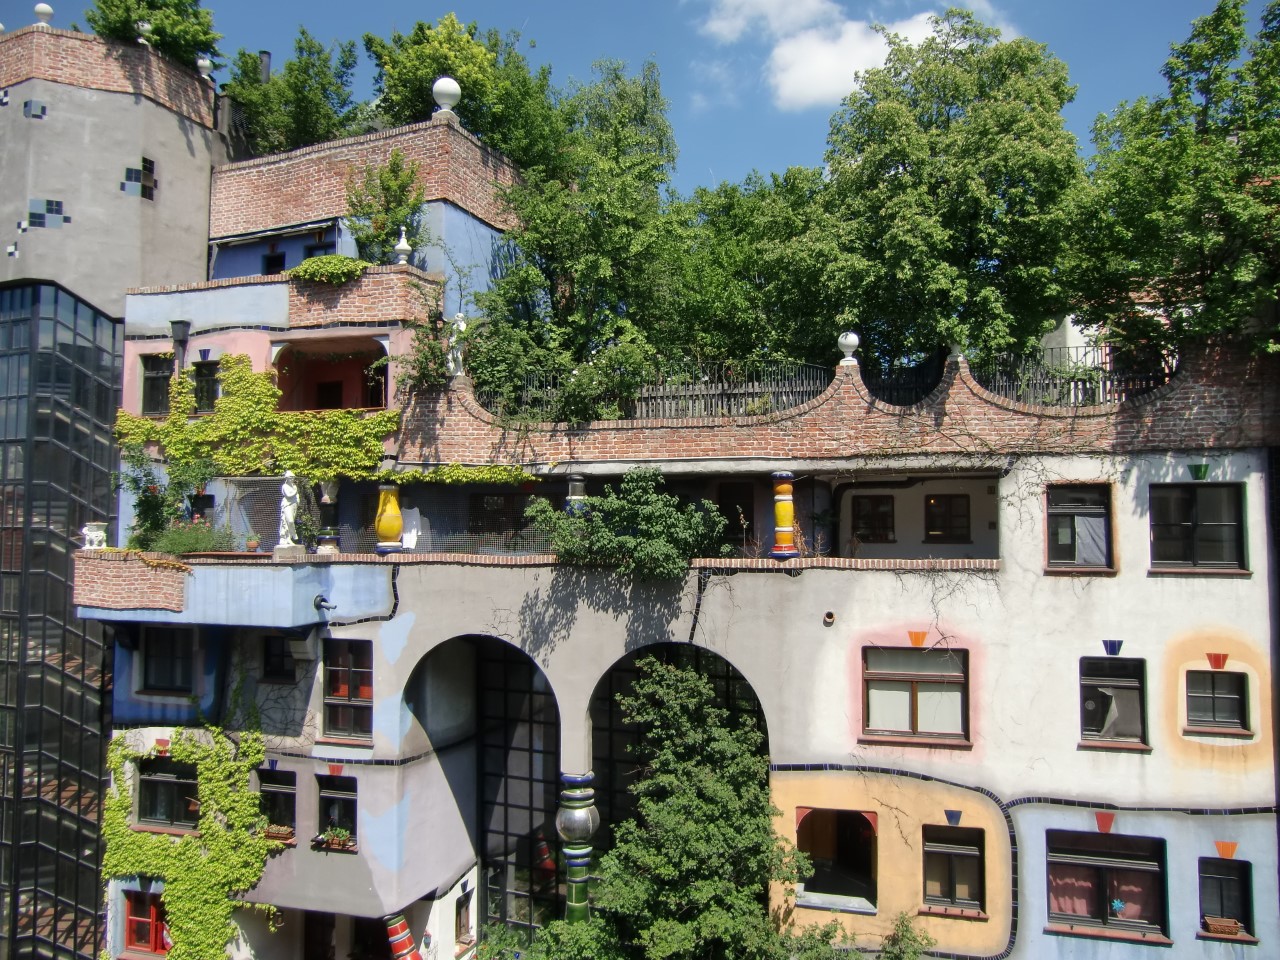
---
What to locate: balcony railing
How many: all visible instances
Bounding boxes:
[970,346,1176,407]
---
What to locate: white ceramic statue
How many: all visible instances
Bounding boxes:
[279,471,299,546]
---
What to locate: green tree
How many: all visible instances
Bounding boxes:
[821,9,1082,372]
[344,148,427,264]
[85,0,220,66]
[363,14,565,172]
[222,27,358,155]
[1069,0,1280,355]
[525,468,729,579]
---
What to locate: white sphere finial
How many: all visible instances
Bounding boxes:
[838,331,860,365]
[197,57,213,79]
[34,4,53,27]
[394,226,412,265]
[136,19,152,44]
[433,76,461,114]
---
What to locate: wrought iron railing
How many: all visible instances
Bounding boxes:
[970,347,1176,407]
[860,350,948,406]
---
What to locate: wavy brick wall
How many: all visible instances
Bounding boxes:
[396,346,1280,467]
[209,115,518,238]
[74,552,187,612]
[0,26,213,127]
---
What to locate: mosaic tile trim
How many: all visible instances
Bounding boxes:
[24,199,71,229]
[0,89,9,108]
[22,100,47,119]
[5,243,16,259]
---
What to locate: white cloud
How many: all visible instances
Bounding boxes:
[689,59,741,112]
[767,12,933,110]
[699,0,843,44]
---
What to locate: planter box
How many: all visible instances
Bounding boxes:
[1203,916,1242,936]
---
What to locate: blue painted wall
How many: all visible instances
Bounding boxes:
[211,223,339,281]
[112,626,228,725]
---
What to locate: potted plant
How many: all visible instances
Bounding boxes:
[245,531,261,552]
[264,823,295,842]
[314,825,353,850]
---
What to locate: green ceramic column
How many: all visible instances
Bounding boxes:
[555,772,600,923]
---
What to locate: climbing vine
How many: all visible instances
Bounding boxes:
[102,728,277,960]
[285,255,371,285]
[374,464,537,486]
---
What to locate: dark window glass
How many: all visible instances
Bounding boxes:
[1150,484,1244,568]
[317,774,357,838]
[1046,831,1166,934]
[852,495,895,543]
[262,252,286,275]
[923,825,984,909]
[924,494,970,542]
[1048,485,1111,567]
[323,639,372,739]
[304,242,336,259]
[142,628,193,693]
[1186,671,1248,730]
[262,636,295,683]
[1199,857,1252,934]
[191,360,218,413]
[138,759,198,828]
[1080,657,1146,743]
[258,769,296,832]
[141,355,173,415]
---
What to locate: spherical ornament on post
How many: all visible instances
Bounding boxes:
[432,76,462,114]
[837,331,860,364]
[34,4,54,26]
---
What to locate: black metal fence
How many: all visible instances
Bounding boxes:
[970,345,1176,407]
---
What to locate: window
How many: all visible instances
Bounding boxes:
[852,495,895,543]
[124,890,169,954]
[923,825,984,910]
[142,627,194,693]
[324,639,373,739]
[365,363,387,408]
[304,242,335,259]
[1079,658,1146,744]
[141,355,173,415]
[1187,671,1249,731]
[796,809,877,909]
[1048,485,1111,567]
[456,888,474,945]
[262,636,295,684]
[191,360,218,413]
[1199,858,1252,935]
[863,647,968,740]
[262,252,286,275]
[138,759,199,829]
[317,774,357,839]
[924,494,970,542]
[141,157,157,200]
[258,768,296,833]
[1046,831,1166,935]
[1150,484,1244,568]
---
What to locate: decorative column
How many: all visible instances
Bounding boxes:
[770,471,799,559]
[375,483,403,553]
[555,772,600,923]
[383,913,423,960]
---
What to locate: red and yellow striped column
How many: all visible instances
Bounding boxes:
[770,471,799,559]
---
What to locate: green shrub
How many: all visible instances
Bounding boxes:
[286,255,371,285]
[151,517,238,554]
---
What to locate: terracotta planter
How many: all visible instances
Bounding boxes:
[1203,916,1241,936]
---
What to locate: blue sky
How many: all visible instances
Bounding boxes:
[3,0,1265,194]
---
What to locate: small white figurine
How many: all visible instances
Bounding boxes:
[81,524,107,549]
[278,471,299,546]
[446,313,467,376]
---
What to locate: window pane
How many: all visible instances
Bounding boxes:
[917,683,964,735]
[1109,868,1161,924]
[866,648,964,677]
[1082,684,1143,739]
[953,854,981,904]
[924,852,948,900]
[866,680,911,732]
[1049,863,1099,919]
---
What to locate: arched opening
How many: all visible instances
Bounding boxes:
[588,644,767,853]
[403,636,562,940]
[275,337,387,412]
[796,809,877,910]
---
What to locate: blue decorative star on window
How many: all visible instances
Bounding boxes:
[1111,898,1126,914]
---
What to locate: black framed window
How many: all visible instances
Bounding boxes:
[141,354,173,415]
[140,157,157,201]
[191,360,218,412]
[923,825,984,909]
[863,647,967,740]
[317,774,357,839]
[258,768,296,832]
[142,627,194,693]
[304,242,335,259]
[262,252,286,275]
[1080,657,1146,743]
[1150,484,1244,568]
[1187,671,1249,731]
[138,759,199,828]
[924,494,970,542]
[1198,857,1252,935]
[852,495,895,543]
[1048,485,1111,567]
[324,639,372,739]
[262,636,295,684]
[1046,831,1166,934]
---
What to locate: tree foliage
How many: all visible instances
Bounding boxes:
[524,469,729,579]
[222,27,358,155]
[1069,0,1280,354]
[821,10,1082,371]
[344,148,427,264]
[363,14,566,172]
[85,0,220,66]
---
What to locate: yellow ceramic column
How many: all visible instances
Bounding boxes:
[375,483,403,553]
[770,471,799,559]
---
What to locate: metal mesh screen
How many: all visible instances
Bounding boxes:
[222,478,320,551]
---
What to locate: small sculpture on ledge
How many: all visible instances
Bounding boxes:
[278,471,299,546]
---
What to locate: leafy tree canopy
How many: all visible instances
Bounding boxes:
[363,14,566,173]
[344,148,427,264]
[1068,0,1280,355]
[85,0,220,66]
[222,27,358,155]
[821,9,1083,371]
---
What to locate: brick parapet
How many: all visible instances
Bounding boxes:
[0,25,213,127]
[73,551,187,612]
[209,116,518,238]
[396,345,1280,467]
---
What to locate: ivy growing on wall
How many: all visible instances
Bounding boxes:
[102,728,277,960]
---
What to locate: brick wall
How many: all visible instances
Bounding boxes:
[209,114,519,238]
[0,25,213,127]
[73,552,187,612]
[396,346,1280,467]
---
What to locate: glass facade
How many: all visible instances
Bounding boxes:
[0,283,120,960]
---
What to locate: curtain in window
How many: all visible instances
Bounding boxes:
[1075,515,1108,566]
[1049,863,1098,918]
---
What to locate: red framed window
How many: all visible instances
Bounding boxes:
[323,639,373,739]
[124,890,169,955]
